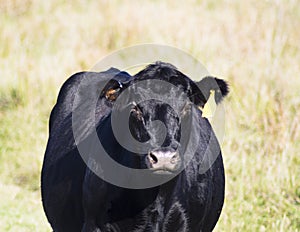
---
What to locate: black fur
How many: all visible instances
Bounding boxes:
[41,61,229,232]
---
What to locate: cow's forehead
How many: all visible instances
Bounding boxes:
[127,75,195,101]
[121,84,190,112]
[133,70,193,87]
[137,98,186,114]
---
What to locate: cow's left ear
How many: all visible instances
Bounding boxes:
[101,71,131,102]
[191,77,229,108]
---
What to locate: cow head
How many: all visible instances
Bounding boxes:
[102,62,229,175]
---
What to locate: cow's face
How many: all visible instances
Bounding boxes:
[104,62,228,175]
[128,99,184,174]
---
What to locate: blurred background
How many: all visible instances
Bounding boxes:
[0,0,299,231]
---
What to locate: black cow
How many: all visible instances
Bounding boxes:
[41,62,229,232]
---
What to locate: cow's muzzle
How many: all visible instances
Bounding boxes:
[146,148,181,174]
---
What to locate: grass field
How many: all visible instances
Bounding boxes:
[0,0,299,231]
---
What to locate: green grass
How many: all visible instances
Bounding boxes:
[0,0,299,231]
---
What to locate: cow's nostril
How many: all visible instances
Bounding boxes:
[170,153,179,164]
[149,153,158,164]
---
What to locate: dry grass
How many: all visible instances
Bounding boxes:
[0,0,299,231]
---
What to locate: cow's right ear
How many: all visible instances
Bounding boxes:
[102,80,123,101]
[191,77,229,108]
[100,71,132,102]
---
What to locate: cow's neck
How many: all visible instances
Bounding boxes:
[158,175,180,198]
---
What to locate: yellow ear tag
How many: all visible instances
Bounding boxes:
[202,90,216,119]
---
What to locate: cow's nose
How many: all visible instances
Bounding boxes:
[147,149,181,173]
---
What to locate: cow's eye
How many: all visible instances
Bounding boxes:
[130,103,143,121]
